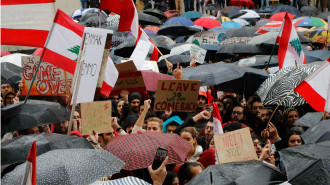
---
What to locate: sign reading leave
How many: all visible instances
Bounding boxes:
[154,80,200,112]
[21,56,73,96]
[214,127,258,164]
[81,101,113,135]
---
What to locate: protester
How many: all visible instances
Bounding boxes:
[178,162,204,184]
[180,127,203,162]
[3,90,16,106]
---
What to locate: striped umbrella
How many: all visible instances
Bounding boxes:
[255,21,283,34]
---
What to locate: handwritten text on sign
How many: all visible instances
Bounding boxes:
[154,80,200,112]
[214,127,258,164]
[21,56,72,96]
[110,71,146,95]
[193,31,226,46]
[81,101,113,135]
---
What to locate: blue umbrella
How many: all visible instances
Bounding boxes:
[164,17,195,27]
[221,21,242,29]
[180,11,203,20]
[271,5,301,17]
[209,26,225,32]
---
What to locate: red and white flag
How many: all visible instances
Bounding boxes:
[294,58,330,113]
[204,0,210,7]
[276,12,306,69]
[212,102,224,135]
[42,9,118,97]
[216,9,222,18]
[22,141,37,185]
[1,0,56,47]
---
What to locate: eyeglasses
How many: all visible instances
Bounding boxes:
[252,106,264,110]
[205,126,214,130]
[253,142,265,147]
[232,111,243,115]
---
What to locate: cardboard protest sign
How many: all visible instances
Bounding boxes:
[154,80,200,112]
[190,45,206,64]
[192,31,226,46]
[214,127,258,164]
[21,56,73,96]
[81,101,113,135]
[72,27,113,104]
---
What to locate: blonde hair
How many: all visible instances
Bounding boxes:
[146,117,163,130]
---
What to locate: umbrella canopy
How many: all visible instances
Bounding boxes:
[1,133,94,165]
[294,17,327,27]
[208,26,225,32]
[1,100,70,135]
[107,14,120,26]
[158,54,191,68]
[144,26,160,33]
[248,31,278,45]
[218,37,252,45]
[255,21,283,34]
[300,6,319,16]
[221,21,242,29]
[229,0,254,7]
[1,62,24,84]
[271,5,301,17]
[194,17,222,29]
[138,13,162,25]
[216,16,232,23]
[1,50,11,57]
[225,27,257,37]
[316,11,330,21]
[279,141,330,185]
[269,12,295,21]
[256,62,321,107]
[90,176,151,185]
[222,6,241,16]
[164,17,194,26]
[301,119,330,144]
[157,23,201,36]
[186,160,286,185]
[0,53,30,67]
[104,132,191,170]
[248,55,279,69]
[180,11,203,20]
[238,10,260,19]
[216,43,264,54]
[304,30,330,44]
[170,43,195,55]
[2,149,125,185]
[232,18,250,26]
[294,112,324,128]
[228,9,246,19]
[305,50,330,63]
[143,8,167,20]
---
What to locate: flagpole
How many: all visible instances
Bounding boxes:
[265,42,277,69]
[99,10,102,28]
[149,40,172,66]
[24,59,42,104]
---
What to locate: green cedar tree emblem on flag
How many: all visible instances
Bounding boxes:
[193,39,200,46]
[67,45,80,61]
[289,38,302,57]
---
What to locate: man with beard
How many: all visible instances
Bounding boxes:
[127,92,141,114]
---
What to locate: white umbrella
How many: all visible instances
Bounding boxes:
[0,53,30,67]
[238,10,260,19]
[233,18,250,26]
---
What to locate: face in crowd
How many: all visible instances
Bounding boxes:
[146,118,163,133]
[166,124,178,134]
[252,101,264,117]
[287,110,299,127]
[231,106,245,122]
[204,121,214,140]
[1,84,12,95]
[130,99,140,114]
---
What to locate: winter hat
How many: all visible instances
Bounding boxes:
[128,92,141,103]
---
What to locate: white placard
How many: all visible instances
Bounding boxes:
[73,27,112,104]
[140,60,159,72]
[190,45,206,64]
[129,40,152,70]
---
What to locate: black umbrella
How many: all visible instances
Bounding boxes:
[80,11,107,23]
[1,62,24,84]
[300,6,319,16]
[158,55,191,68]
[157,23,201,36]
[222,6,241,16]
[138,13,162,25]
[143,8,167,21]
[305,50,330,63]
[1,133,94,165]
[301,119,330,144]
[316,11,330,21]
[216,43,265,55]
[2,149,125,185]
[144,2,168,12]
[1,100,70,135]
[294,112,324,128]
[182,62,268,96]
[271,5,301,17]
[279,141,330,185]
[224,27,257,37]
[242,55,279,69]
[187,160,286,185]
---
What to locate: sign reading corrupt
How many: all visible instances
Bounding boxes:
[154,80,200,112]
[81,101,113,135]
[214,127,258,164]
[21,56,73,96]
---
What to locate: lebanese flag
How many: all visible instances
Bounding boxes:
[1,0,56,47]
[276,12,306,69]
[21,141,37,185]
[294,58,330,113]
[204,0,210,7]
[212,102,224,135]
[42,9,118,97]
[216,9,222,18]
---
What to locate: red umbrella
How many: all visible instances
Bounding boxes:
[194,17,222,29]
[32,48,44,56]
[104,132,191,170]
[1,50,11,57]
[269,12,295,21]
[229,0,254,7]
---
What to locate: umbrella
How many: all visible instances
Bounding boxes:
[301,120,330,144]
[104,132,191,170]
[144,26,160,33]
[151,35,176,47]
[186,160,286,185]
[107,14,120,26]
[182,62,268,96]
[164,17,194,27]
[222,6,241,16]
[229,0,254,7]
[138,13,162,25]
[316,11,330,21]
[208,26,225,32]
[221,21,242,29]
[255,19,271,28]
[219,37,252,45]
[228,9,247,19]
[157,23,201,36]
[180,11,203,20]
[80,10,108,24]
[305,50,330,63]
[1,62,24,84]
[2,149,125,185]
[269,12,295,21]
[216,16,232,23]
[0,53,30,67]
[279,141,330,185]
[1,50,11,57]
[248,55,279,69]
[238,10,260,19]
[248,31,278,45]
[216,43,264,54]
[83,16,107,26]
[304,30,330,44]
[1,100,70,135]
[294,17,327,27]
[256,62,321,107]
[158,54,191,68]
[271,5,301,17]
[225,27,257,37]
[255,21,283,34]
[294,112,324,127]
[144,2,167,12]
[194,17,222,29]
[1,133,94,165]
[232,18,250,26]
[170,44,195,55]
[300,6,319,16]
[143,8,167,20]
[90,176,151,185]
